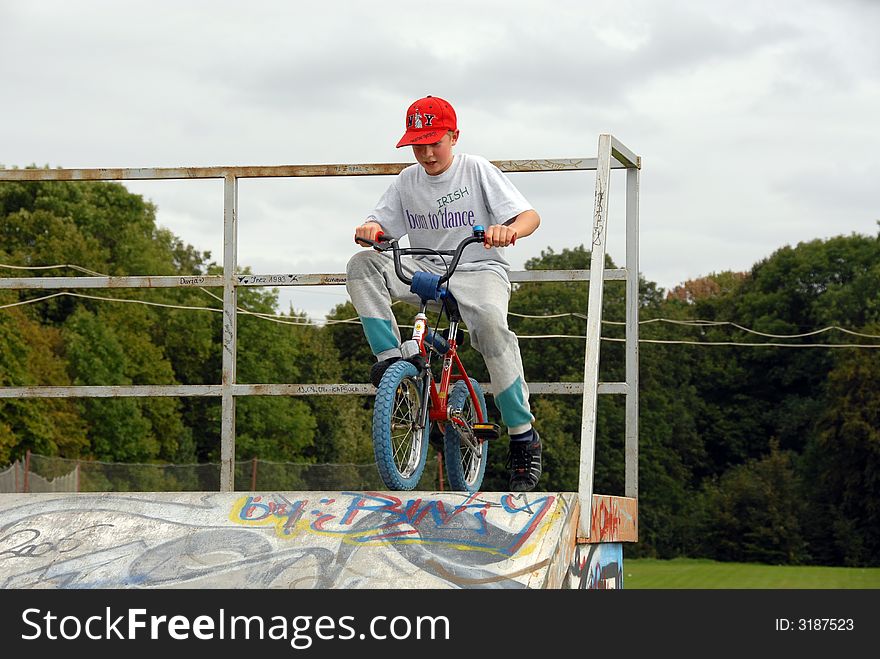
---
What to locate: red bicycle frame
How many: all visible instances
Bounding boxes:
[409,312,485,427]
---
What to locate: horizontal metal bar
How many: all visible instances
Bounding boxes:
[610,136,641,170]
[237,383,629,396]
[485,382,627,395]
[238,382,631,396]
[510,269,626,282]
[0,381,627,398]
[598,382,628,395]
[236,269,628,286]
[0,269,627,290]
[0,165,412,181]
[0,158,625,182]
[494,158,629,172]
[0,385,222,398]
[235,274,347,287]
[234,383,374,396]
[0,275,225,289]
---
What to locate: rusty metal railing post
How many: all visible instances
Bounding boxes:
[578,135,613,537]
[624,164,640,500]
[220,175,238,491]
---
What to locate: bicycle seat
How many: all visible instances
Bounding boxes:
[410,271,462,315]
[410,270,444,302]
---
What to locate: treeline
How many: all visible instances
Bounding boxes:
[0,179,375,485]
[1,179,878,567]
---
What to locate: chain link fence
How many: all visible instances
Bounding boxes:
[0,452,444,493]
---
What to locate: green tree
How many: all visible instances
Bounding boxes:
[233,287,318,464]
[0,301,89,463]
[801,336,880,566]
[693,441,809,564]
[711,234,880,458]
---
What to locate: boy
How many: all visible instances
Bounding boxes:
[346,95,542,492]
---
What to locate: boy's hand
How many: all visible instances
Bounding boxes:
[483,224,518,248]
[354,221,383,246]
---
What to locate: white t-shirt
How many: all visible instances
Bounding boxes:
[366,154,533,280]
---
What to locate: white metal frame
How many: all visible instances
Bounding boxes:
[0,136,640,533]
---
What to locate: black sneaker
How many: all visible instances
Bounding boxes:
[370,358,400,387]
[506,431,542,492]
[369,355,427,387]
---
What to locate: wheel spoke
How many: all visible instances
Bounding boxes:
[459,394,482,482]
[388,377,423,478]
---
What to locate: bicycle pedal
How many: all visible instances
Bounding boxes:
[472,423,501,440]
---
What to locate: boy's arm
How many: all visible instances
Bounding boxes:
[483,209,541,248]
[355,179,405,246]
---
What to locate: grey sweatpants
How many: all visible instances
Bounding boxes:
[346,250,533,434]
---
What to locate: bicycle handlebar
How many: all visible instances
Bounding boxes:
[356,227,506,287]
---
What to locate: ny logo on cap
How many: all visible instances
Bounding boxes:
[407,109,436,129]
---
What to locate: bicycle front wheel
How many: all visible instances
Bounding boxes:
[443,378,489,492]
[372,360,429,490]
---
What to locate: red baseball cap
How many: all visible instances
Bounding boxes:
[396,96,458,148]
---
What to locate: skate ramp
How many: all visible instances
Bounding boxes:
[0,490,636,589]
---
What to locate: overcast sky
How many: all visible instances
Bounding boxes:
[2,0,878,321]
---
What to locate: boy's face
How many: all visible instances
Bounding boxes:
[411,130,459,176]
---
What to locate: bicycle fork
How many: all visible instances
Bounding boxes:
[412,313,483,455]
[438,318,483,455]
[403,310,433,438]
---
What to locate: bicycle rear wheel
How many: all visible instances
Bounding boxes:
[443,378,489,492]
[372,360,429,490]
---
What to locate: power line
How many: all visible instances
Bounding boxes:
[0,263,108,276]
[4,262,880,347]
[511,312,880,340]
[3,291,878,348]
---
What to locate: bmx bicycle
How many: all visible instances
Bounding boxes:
[357,226,504,492]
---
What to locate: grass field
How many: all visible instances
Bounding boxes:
[624,558,880,589]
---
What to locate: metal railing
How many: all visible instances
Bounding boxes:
[0,135,640,537]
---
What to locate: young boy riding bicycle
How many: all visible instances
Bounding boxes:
[347,95,543,492]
